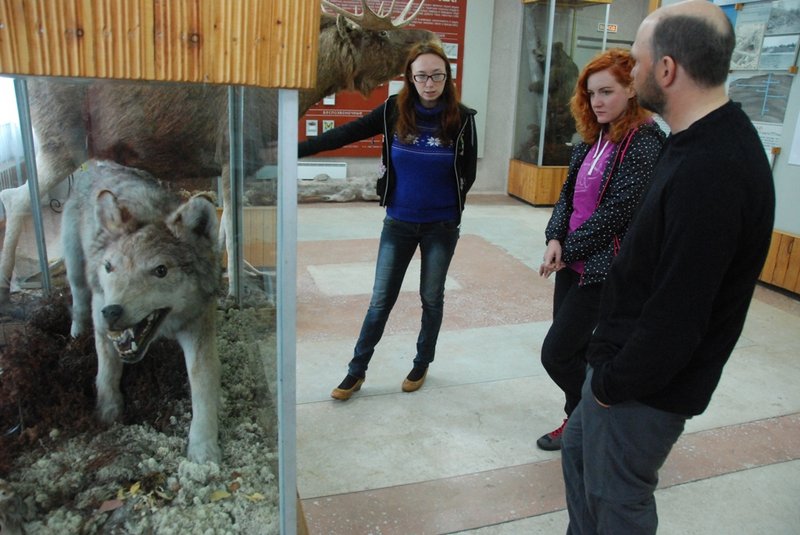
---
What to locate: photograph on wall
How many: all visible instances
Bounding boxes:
[443,42,459,59]
[732,22,767,69]
[728,71,793,159]
[729,71,793,123]
[758,34,800,69]
[306,119,318,137]
[766,0,800,35]
[731,2,772,69]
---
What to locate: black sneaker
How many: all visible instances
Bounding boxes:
[536,418,568,451]
[331,374,364,401]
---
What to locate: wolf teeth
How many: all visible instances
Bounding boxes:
[107,328,135,344]
[105,309,168,362]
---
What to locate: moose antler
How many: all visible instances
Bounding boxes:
[320,0,426,29]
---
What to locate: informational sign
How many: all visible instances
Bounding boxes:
[299,0,468,157]
[597,23,618,33]
[724,0,800,158]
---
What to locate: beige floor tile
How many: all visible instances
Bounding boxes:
[296,196,800,534]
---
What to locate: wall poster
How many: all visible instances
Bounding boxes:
[722,0,800,162]
[299,0,468,157]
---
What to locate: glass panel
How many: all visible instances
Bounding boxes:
[0,76,286,533]
[513,0,649,167]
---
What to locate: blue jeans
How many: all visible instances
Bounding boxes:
[348,215,460,378]
[561,368,687,535]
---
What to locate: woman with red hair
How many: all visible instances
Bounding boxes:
[536,48,665,450]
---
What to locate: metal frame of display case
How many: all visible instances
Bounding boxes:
[508,0,611,206]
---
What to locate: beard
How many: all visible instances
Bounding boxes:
[636,69,666,115]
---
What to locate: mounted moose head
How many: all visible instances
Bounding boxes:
[303,0,438,111]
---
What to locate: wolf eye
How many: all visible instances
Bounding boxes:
[152,265,168,278]
[104,261,114,273]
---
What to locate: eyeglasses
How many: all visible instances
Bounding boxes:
[412,73,447,84]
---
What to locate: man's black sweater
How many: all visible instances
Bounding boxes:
[588,101,775,416]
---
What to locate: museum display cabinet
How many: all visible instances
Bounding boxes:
[509,0,612,205]
[508,0,653,205]
[0,1,315,533]
[760,230,800,295]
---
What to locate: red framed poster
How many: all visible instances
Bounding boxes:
[299,0,468,157]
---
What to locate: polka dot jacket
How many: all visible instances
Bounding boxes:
[544,121,666,286]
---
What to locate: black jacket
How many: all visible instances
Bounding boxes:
[299,95,478,221]
[545,121,666,286]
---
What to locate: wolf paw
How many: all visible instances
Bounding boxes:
[187,439,221,464]
[70,321,85,338]
[95,394,123,424]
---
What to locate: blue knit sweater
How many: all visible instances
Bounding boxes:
[387,103,458,223]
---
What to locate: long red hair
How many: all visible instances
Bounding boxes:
[395,42,461,144]
[570,48,651,144]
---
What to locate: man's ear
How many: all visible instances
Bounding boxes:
[658,56,678,87]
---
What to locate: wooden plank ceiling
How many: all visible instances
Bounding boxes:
[0,0,319,89]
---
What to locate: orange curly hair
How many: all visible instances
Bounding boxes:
[569,48,651,144]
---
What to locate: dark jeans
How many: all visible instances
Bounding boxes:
[348,216,460,378]
[562,368,687,535]
[541,268,603,416]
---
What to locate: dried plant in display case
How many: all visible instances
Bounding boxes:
[0,292,281,533]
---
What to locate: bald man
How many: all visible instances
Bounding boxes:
[559,1,775,533]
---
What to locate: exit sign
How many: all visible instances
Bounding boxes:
[598,23,618,33]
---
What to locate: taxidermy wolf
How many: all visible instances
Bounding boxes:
[62,160,222,463]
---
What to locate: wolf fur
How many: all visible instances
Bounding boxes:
[62,160,222,463]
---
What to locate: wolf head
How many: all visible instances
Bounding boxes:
[93,191,220,364]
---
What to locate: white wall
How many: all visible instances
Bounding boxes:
[772,63,800,235]
[473,0,524,193]
[462,0,494,159]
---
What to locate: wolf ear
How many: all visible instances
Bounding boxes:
[167,194,218,244]
[96,190,137,236]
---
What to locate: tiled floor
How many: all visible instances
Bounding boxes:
[296,194,800,535]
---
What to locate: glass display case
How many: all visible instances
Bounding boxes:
[0,74,298,535]
[0,2,313,533]
[508,0,651,205]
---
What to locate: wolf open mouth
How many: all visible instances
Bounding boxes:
[107,308,170,364]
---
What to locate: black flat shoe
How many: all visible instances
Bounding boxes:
[331,374,364,401]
